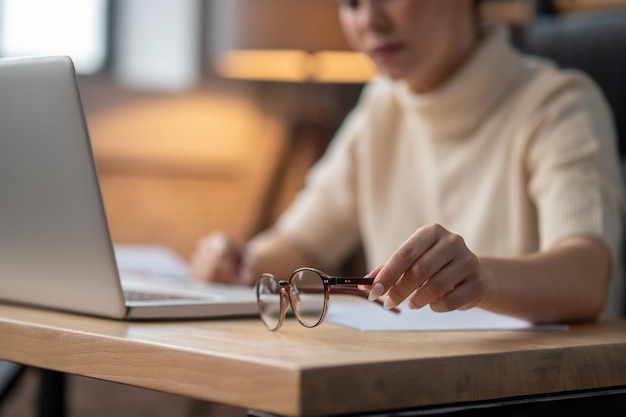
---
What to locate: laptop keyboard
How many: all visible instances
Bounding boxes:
[124,290,203,302]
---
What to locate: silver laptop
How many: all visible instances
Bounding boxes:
[0,55,258,320]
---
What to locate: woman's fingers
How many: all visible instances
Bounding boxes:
[406,249,479,309]
[370,224,485,312]
[428,274,487,312]
[383,237,454,307]
[371,224,442,299]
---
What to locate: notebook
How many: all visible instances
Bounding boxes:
[0,55,258,320]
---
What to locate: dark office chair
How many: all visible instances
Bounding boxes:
[0,361,26,406]
[515,0,626,317]
[0,362,65,417]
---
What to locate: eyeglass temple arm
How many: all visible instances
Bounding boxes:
[328,277,374,286]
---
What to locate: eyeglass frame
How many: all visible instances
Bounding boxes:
[255,267,399,331]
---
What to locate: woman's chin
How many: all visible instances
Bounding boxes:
[377,68,406,81]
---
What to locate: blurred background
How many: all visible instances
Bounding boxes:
[0,0,378,260]
[0,0,622,260]
[0,0,530,260]
[1,0,626,416]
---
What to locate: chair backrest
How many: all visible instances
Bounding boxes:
[0,361,25,404]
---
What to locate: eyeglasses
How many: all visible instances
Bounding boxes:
[255,267,399,331]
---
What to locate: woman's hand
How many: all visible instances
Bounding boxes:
[190,229,324,287]
[367,224,488,312]
[190,232,251,285]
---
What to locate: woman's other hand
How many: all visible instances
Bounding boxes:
[190,232,251,285]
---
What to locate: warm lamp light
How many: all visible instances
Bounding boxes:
[313,51,377,83]
[215,49,312,82]
[215,49,377,83]
[208,0,377,83]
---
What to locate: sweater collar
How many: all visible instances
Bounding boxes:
[393,26,523,138]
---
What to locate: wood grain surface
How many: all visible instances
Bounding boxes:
[1,303,626,416]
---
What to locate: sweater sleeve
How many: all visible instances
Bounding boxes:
[526,71,624,262]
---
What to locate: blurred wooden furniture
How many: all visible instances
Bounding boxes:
[78,79,287,259]
[1,303,626,417]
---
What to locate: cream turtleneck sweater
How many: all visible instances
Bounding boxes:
[276,28,624,315]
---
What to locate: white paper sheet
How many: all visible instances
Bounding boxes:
[114,244,191,282]
[325,301,568,332]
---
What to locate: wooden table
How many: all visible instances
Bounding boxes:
[1,303,626,417]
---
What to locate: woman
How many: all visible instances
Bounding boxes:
[192,0,623,323]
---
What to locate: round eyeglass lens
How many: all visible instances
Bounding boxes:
[257,274,283,330]
[289,269,326,327]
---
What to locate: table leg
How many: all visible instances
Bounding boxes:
[37,370,66,417]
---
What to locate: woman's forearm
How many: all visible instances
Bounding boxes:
[478,236,612,324]
[243,229,322,284]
